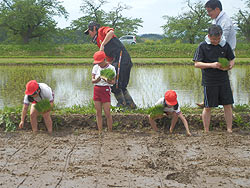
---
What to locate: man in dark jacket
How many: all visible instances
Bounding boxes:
[85,21,136,109]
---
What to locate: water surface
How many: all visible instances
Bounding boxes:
[0,65,249,109]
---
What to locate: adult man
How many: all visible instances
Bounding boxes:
[85,21,136,109]
[19,80,54,133]
[205,0,236,51]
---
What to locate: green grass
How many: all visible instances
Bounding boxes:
[0,57,249,65]
[1,104,250,132]
[0,43,249,58]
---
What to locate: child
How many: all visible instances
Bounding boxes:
[92,51,116,134]
[19,80,54,133]
[148,90,191,136]
[193,24,235,133]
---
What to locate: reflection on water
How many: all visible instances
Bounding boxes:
[0,65,249,109]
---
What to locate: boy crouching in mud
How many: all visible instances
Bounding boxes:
[148,90,191,136]
[92,51,116,134]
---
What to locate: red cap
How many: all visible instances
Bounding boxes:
[25,80,39,95]
[165,90,178,106]
[93,51,106,64]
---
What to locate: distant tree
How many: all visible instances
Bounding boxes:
[0,0,68,44]
[71,0,143,37]
[162,0,210,44]
[234,0,250,42]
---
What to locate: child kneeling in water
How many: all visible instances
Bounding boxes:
[148,90,191,136]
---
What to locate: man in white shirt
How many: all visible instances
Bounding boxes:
[205,0,236,50]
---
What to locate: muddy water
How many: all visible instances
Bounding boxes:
[0,129,250,188]
[0,65,249,109]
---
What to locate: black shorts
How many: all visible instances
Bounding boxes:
[203,84,234,108]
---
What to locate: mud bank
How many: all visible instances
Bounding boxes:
[0,113,250,187]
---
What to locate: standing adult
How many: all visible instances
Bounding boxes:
[85,21,136,109]
[205,0,236,51]
[19,80,54,133]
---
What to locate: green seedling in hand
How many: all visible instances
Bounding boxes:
[35,99,52,113]
[100,69,115,81]
[147,105,164,119]
[218,57,229,69]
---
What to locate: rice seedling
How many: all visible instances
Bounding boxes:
[35,99,52,113]
[218,57,229,68]
[147,105,164,119]
[100,69,115,80]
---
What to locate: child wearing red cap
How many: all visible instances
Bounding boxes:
[92,51,116,134]
[148,90,191,136]
[19,80,54,133]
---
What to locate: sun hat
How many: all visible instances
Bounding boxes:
[165,90,178,106]
[93,51,106,64]
[25,80,39,95]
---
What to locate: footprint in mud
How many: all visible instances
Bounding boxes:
[166,171,192,184]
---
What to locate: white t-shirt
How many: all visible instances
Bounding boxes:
[92,64,116,86]
[155,97,181,114]
[24,83,54,105]
[212,11,236,50]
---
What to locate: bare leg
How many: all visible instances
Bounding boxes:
[30,104,39,133]
[43,112,53,133]
[148,115,159,132]
[202,107,211,132]
[169,112,178,133]
[103,102,113,132]
[94,101,103,134]
[224,104,233,133]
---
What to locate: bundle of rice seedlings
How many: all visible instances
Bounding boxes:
[147,105,164,119]
[35,99,52,113]
[100,69,115,80]
[218,57,229,69]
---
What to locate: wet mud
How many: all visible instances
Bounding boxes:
[0,113,250,188]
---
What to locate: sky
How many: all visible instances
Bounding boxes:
[56,0,246,35]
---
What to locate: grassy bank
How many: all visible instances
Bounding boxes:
[1,104,250,132]
[0,57,250,65]
[0,43,249,58]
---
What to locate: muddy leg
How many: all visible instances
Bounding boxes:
[30,104,39,133]
[223,104,233,133]
[148,115,158,132]
[94,101,103,134]
[103,102,112,132]
[42,112,53,133]
[202,107,211,132]
[169,112,178,133]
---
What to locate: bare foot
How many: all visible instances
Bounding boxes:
[227,129,233,133]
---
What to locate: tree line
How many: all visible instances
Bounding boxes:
[0,0,249,44]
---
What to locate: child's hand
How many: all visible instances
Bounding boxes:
[19,121,24,129]
[100,76,108,82]
[186,132,192,136]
